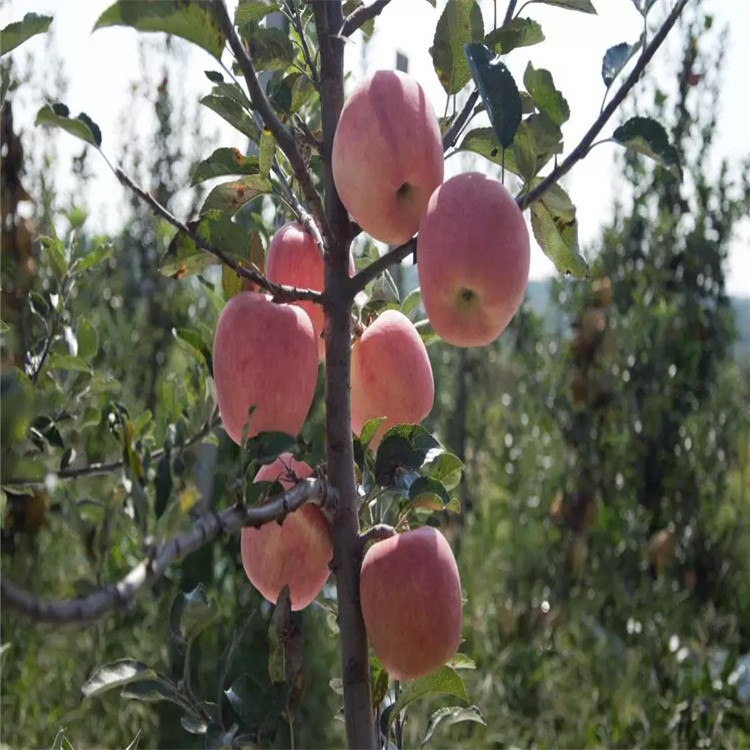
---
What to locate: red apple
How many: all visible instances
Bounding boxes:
[213,292,318,445]
[241,454,332,611]
[266,221,355,359]
[417,172,530,347]
[360,526,462,681]
[351,309,434,448]
[332,70,444,246]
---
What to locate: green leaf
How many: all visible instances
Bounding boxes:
[360,417,386,451]
[457,128,522,176]
[375,425,438,486]
[530,197,589,278]
[485,17,544,55]
[121,678,191,710]
[222,230,264,300]
[235,0,279,26]
[93,1,225,60]
[258,129,276,178]
[421,452,463,491]
[0,13,53,57]
[430,0,484,94]
[612,116,681,178]
[200,175,272,217]
[171,585,219,645]
[400,287,422,318]
[448,653,476,670]
[268,586,291,684]
[159,211,249,278]
[388,666,469,735]
[421,705,486,747]
[76,319,98,361]
[464,43,521,148]
[200,94,260,142]
[409,476,451,509]
[224,674,289,731]
[191,148,259,186]
[535,0,597,12]
[244,432,296,464]
[414,318,440,347]
[81,660,157,699]
[243,27,295,72]
[124,730,142,750]
[73,242,112,273]
[601,40,640,88]
[35,104,102,148]
[180,714,207,735]
[175,328,213,376]
[46,354,92,374]
[371,656,389,709]
[523,62,569,126]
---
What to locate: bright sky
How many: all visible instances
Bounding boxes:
[2,0,748,295]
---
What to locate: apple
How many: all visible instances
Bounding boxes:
[359,526,462,681]
[213,291,318,445]
[332,70,444,246]
[417,172,530,347]
[351,309,434,449]
[241,454,332,611]
[266,221,355,359]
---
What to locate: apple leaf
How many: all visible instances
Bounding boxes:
[93,1,225,60]
[409,476,451,509]
[421,451,463,491]
[200,175,272,217]
[174,328,213,376]
[414,319,440,347]
[258,128,276,178]
[225,674,289,733]
[421,705,486,747]
[400,287,423,318]
[375,425,439,487]
[371,656,389,709]
[601,40,641,88]
[244,431,296,465]
[35,104,102,148]
[430,0,484,94]
[612,116,681,178]
[159,210,249,279]
[530,195,589,278]
[241,26,295,72]
[222,231,264,300]
[485,17,544,55]
[387,666,470,735]
[534,0,597,13]
[170,585,219,648]
[0,12,53,57]
[200,93,260,143]
[234,0,279,26]
[120,678,193,710]
[191,148,260,186]
[360,417,387,451]
[81,660,157,699]
[523,62,569,126]
[457,128,522,177]
[464,43,522,149]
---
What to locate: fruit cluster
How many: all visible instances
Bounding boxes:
[212,69,530,681]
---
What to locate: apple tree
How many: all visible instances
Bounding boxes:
[1,0,690,747]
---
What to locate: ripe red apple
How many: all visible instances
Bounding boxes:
[241,454,332,611]
[332,70,444,246]
[213,291,318,445]
[417,172,530,347]
[360,526,462,681]
[351,309,434,448]
[266,221,355,359]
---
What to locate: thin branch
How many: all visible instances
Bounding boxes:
[290,0,320,89]
[348,238,416,296]
[114,168,323,304]
[358,524,396,551]
[294,115,324,157]
[441,90,479,152]
[519,0,689,210]
[272,161,325,251]
[4,416,218,488]
[212,0,330,243]
[503,0,518,25]
[1,479,337,624]
[340,0,391,36]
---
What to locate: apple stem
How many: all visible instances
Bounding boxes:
[358,524,397,552]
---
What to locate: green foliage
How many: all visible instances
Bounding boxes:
[0,12,53,56]
[430,0,485,94]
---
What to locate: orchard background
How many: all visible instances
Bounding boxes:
[1,0,750,748]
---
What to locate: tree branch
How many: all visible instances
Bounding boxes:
[1,479,337,624]
[212,0,330,243]
[348,238,416,295]
[503,0,518,25]
[442,90,479,152]
[4,416,219,488]
[358,524,396,551]
[114,168,323,304]
[340,0,391,36]
[518,0,689,210]
[289,0,320,89]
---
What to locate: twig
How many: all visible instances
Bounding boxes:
[340,0,391,37]
[442,90,479,152]
[358,524,396,551]
[289,0,320,89]
[503,0,518,25]
[114,168,322,304]
[518,0,689,210]
[4,416,218,487]
[348,238,416,296]
[1,479,337,624]
[212,0,330,244]
[272,161,325,251]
